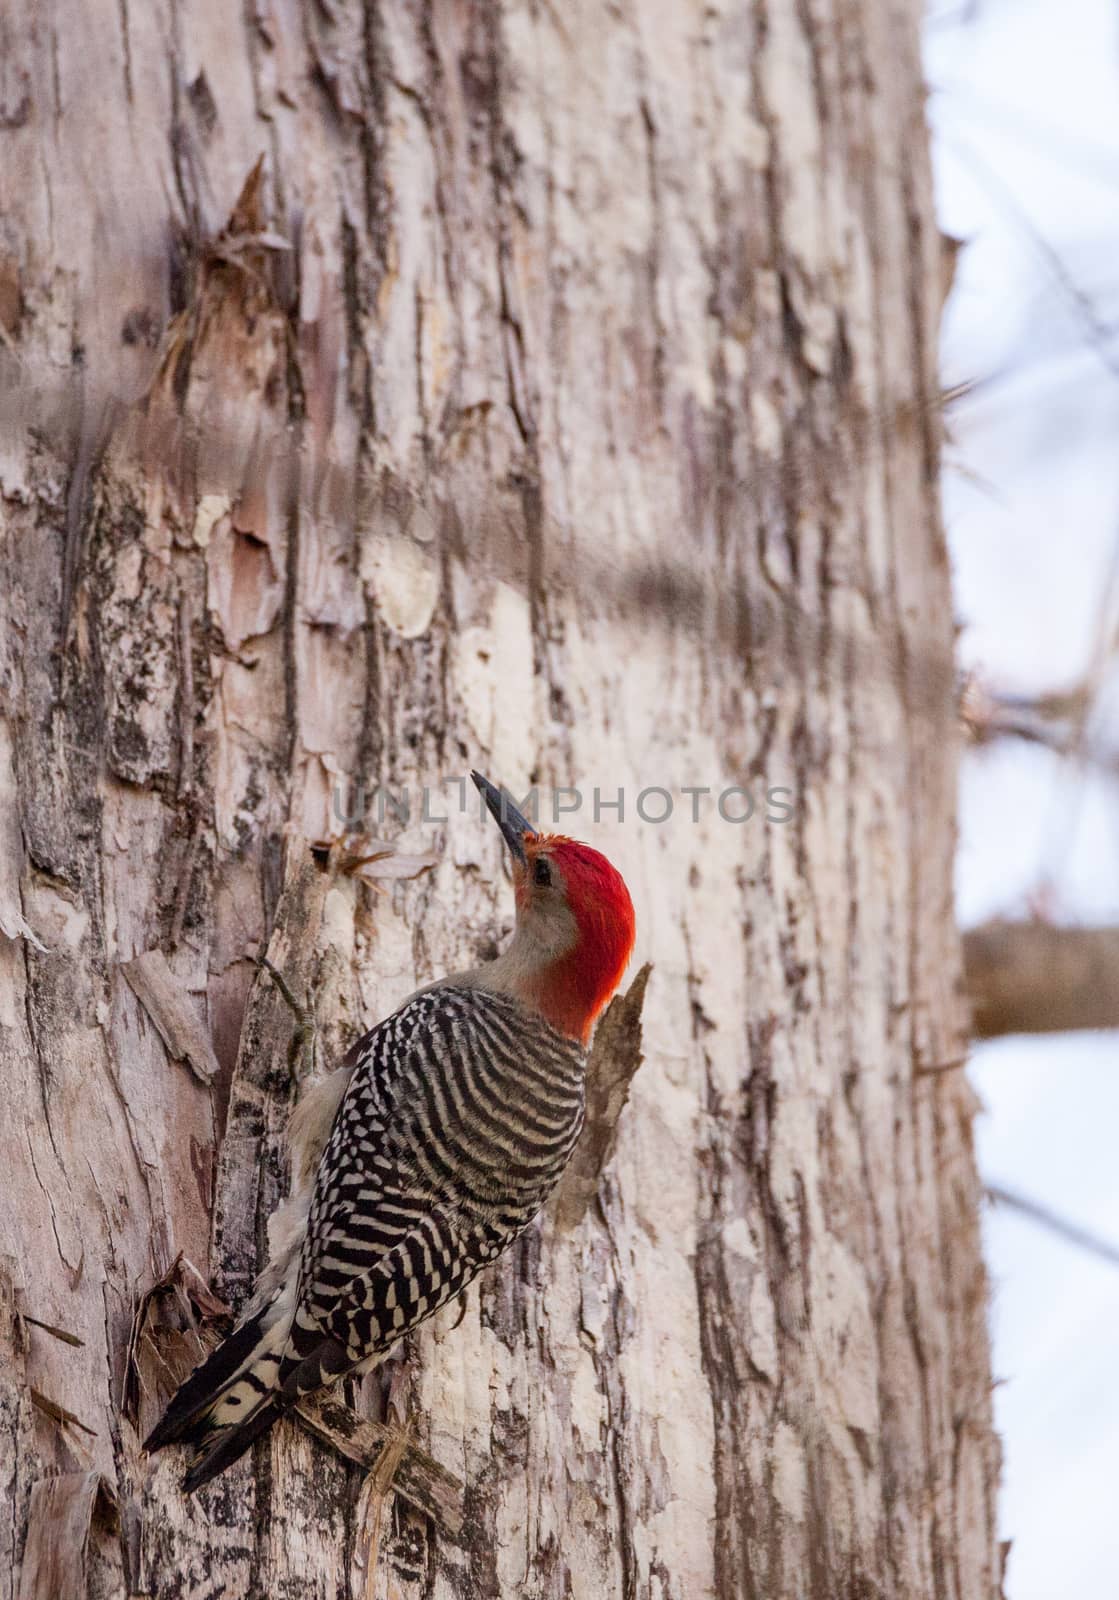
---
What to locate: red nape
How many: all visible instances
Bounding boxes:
[529,836,636,1043]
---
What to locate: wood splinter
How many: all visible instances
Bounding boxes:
[294,1396,464,1538]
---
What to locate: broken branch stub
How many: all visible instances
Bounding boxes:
[551,963,652,1234]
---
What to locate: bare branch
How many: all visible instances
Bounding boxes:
[959,677,1119,772]
[987,1185,1119,1270]
[964,921,1119,1038]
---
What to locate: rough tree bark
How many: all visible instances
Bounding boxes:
[0,1,1001,1596]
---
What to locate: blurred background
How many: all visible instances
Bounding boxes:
[925,1,1119,1594]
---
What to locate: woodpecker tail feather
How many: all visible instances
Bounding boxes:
[144,1284,294,1465]
[180,1396,283,1493]
[177,1331,360,1493]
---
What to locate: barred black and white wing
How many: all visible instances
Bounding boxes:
[146,984,585,1490]
[289,984,586,1372]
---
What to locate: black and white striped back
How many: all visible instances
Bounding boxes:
[295,983,586,1364]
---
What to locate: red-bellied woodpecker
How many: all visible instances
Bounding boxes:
[145,771,636,1491]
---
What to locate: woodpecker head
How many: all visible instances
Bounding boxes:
[472,770,636,1044]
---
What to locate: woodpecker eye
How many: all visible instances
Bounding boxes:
[533,857,552,888]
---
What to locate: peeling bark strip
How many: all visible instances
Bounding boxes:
[123,1253,235,1441]
[121,951,221,1083]
[17,1473,119,1600]
[965,919,1119,1037]
[0,0,999,1596]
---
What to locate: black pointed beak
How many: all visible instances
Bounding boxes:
[471,771,536,865]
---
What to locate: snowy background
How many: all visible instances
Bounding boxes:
[925,2,1119,1594]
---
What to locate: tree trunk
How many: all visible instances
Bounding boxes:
[0,2,1001,1596]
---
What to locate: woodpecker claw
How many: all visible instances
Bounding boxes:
[471,770,536,863]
